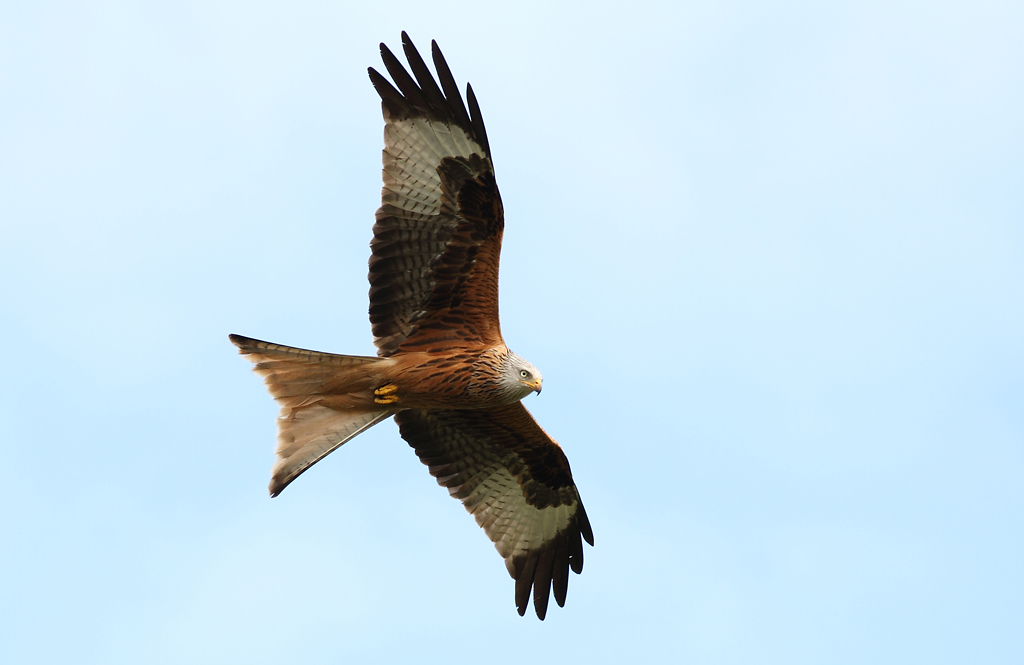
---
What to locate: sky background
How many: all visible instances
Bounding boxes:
[2,1,1022,663]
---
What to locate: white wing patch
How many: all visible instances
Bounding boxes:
[461,466,576,563]
[382,119,480,219]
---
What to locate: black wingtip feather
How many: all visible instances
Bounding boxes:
[466,83,491,156]
[430,39,474,134]
[401,33,449,114]
[568,525,585,575]
[552,538,570,607]
[515,556,538,616]
[367,67,411,118]
[379,42,431,113]
[370,34,489,156]
[533,549,555,620]
[579,503,595,546]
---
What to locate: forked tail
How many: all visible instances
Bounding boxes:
[229,334,395,496]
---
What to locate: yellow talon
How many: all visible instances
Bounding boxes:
[374,384,399,404]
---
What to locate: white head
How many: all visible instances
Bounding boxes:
[499,351,543,401]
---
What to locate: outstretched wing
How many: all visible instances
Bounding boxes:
[395,403,594,619]
[367,32,505,357]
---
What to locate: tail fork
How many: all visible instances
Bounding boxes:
[229,334,395,496]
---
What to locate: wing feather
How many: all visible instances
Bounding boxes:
[430,39,473,132]
[465,83,491,156]
[401,36,449,114]
[368,33,504,356]
[395,403,593,619]
[379,41,432,113]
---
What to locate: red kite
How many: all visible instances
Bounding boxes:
[230,32,593,619]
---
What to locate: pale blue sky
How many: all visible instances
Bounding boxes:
[1,1,1022,663]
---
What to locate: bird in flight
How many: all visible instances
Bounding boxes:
[230,32,593,619]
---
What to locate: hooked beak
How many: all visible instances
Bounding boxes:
[530,379,542,395]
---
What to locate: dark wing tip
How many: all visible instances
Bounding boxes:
[368,66,411,118]
[379,38,431,113]
[511,522,589,619]
[579,502,595,546]
[229,333,260,353]
[552,538,570,607]
[401,32,449,114]
[532,548,555,620]
[568,524,585,575]
[370,34,488,153]
[465,83,491,156]
[515,556,538,617]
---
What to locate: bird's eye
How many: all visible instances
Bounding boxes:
[520,370,529,378]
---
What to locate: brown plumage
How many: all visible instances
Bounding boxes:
[230,32,592,619]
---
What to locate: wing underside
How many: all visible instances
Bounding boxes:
[395,402,594,619]
[368,32,505,357]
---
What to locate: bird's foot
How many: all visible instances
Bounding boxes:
[374,383,400,405]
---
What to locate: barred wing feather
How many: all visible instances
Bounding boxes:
[368,32,505,356]
[395,403,594,619]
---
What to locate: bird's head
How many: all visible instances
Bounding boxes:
[501,352,543,400]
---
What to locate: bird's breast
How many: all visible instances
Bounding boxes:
[377,347,509,409]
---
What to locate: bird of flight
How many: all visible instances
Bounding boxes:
[230,32,593,619]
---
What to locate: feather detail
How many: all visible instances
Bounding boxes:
[396,403,592,619]
[367,34,504,357]
[229,334,396,496]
